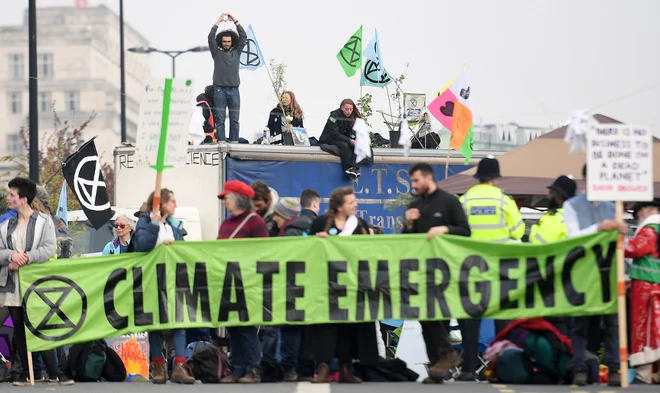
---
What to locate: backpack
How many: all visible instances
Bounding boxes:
[186,342,231,383]
[487,319,572,384]
[65,339,127,382]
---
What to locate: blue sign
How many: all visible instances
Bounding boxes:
[226,158,471,233]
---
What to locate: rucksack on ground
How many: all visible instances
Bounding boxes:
[186,341,231,383]
[65,339,126,382]
[486,318,572,384]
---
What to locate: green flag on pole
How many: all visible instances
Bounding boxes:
[336,25,362,77]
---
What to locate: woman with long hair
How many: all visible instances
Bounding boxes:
[131,188,195,384]
[318,99,363,178]
[305,187,378,384]
[102,214,135,255]
[267,90,304,144]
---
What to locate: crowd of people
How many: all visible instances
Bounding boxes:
[0,154,659,386]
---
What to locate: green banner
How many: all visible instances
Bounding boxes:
[20,232,619,351]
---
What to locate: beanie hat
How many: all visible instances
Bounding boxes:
[35,185,49,206]
[273,197,300,220]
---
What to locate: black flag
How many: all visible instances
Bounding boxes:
[62,139,113,230]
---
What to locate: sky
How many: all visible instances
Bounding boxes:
[2,0,660,141]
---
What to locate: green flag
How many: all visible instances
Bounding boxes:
[336,26,362,77]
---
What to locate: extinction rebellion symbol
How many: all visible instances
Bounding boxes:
[241,38,261,67]
[339,35,361,68]
[24,276,87,341]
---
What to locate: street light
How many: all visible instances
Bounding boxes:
[128,45,209,77]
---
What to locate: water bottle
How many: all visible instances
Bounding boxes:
[262,127,270,145]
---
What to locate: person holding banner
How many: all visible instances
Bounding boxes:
[131,189,195,384]
[306,187,378,383]
[217,180,268,383]
[625,199,660,385]
[208,12,247,144]
[402,163,470,384]
[0,178,73,386]
[563,164,626,387]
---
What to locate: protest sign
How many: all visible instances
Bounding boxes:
[20,232,618,352]
[586,124,653,202]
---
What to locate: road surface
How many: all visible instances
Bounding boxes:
[2,382,657,392]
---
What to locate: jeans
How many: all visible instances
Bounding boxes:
[228,326,260,377]
[570,314,619,371]
[149,329,187,358]
[213,86,240,142]
[262,326,302,371]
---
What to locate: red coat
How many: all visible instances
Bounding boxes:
[625,226,660,259]
[493,318,573,355]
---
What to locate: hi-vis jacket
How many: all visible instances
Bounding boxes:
[529,209,567,244]
[459,184,524,243]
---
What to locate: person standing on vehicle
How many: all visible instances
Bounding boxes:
[319,99,362,179]
[208,12,247,144]
[528,175,577,336]
[457,155,524,381]
[132,189,195,385]
[402,163,471,384]
[562,164,625,387]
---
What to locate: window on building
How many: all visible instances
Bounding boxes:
[8,92,22,114]
[66,91,80,111]
[38,53,54,78]
[6,134,24,155]
[8,54,24,80]
[39,92,51,113]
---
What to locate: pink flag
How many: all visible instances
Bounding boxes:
[427,88,457,131]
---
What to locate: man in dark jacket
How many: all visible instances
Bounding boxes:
[319,99,362,178]
[283,189,320,236]
[208,12,247,144]
[196,85,216,144]
[402,163,471,384]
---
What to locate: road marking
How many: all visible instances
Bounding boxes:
[295,382,330,393]
[491,384,507,388]
[498,389,515,393]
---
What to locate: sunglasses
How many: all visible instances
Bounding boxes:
[114,224,127,229]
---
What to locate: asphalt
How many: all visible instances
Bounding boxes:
[1,381,658,393]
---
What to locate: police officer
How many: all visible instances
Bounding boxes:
[529,175,576,337]
[529,175,577,245]
[455,155,524,381]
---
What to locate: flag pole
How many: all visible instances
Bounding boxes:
[444,145,451,179]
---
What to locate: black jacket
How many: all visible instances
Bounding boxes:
[283,209,317,236]
[319,109,355,145]
[267,106,304,140]
[402,188,471,237]
[196,93,214,134]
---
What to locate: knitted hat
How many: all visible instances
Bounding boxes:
[273,197,300,220]
[35,185,49,205]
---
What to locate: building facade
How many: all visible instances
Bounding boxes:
[434,122,550,151]
[0,5,150,168]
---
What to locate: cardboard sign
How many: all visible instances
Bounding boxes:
[586,124,653,202]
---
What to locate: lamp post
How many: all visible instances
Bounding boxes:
[127,45,209,77]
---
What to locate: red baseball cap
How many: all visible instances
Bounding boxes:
[218,180,255,200]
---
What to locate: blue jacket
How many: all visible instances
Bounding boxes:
[0,210,17,225]
[132,212,185,252]
[102,237,132,255]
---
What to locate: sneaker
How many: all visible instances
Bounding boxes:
[455,372,478,382]
[345,167,358,178]
[283,369,298,382]
[219,141,228,148]
[237,368,261,383]
[572,370,588,386]
[220,373,238,383]
[12,378,29,387]
[607,371,621,387]
[48,374,75,386]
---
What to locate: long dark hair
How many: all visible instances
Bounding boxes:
[323,187,366,234]
[204,85,215,106]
